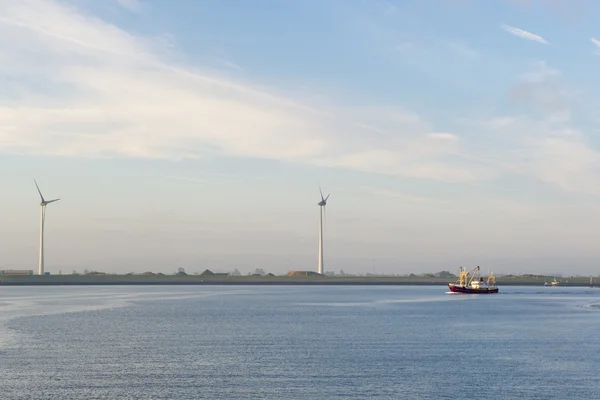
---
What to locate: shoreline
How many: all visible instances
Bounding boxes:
[0,275,595,287]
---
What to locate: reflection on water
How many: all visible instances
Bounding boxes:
[1,285,599,399]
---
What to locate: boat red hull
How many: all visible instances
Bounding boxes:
[448,284,498,294]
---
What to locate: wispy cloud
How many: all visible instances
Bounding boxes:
[523,137,600,196]
[591,37,600,52]
[5,0,595,195]
[0,0,484,183]
[443,55,600,198]
[500,24,548,44]
[477,115,600,196]
[472,62,600,196]
[216,58,245,72]
[115,0,142,13]
[509,61,572,123]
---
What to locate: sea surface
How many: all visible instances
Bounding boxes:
[1,285,599,399]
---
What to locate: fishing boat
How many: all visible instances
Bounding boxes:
[544,277,560,286]
[448,266,498,294]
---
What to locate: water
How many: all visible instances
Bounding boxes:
[1,285,599,399]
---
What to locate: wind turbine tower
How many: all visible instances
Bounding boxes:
[35,180,60,276]
[317,187,330,275]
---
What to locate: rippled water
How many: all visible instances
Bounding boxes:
[1,285,599,399]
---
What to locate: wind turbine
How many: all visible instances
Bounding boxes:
[35,180,60,276]
[317,186,330,275]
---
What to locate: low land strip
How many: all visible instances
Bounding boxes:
[0,275,595,286]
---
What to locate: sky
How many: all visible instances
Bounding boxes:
[2,0,600,276]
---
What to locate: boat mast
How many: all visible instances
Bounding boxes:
[459,266,469,286]
[464,266,479,286]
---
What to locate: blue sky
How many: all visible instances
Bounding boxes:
[2,0,600,275]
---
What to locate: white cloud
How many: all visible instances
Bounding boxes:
[509,60,572,123]
[591,37,600,54]
[519,137,600,196]
[216,58,244,72]
[479,114,600,196]
[518,60,559,82]
[500,24,548,44]
[0,0,482,183]
[5,1,595,194]
[453,59,600,197]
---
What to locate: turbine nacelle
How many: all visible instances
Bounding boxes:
[35,179,60,206]
[318,186,330,207]
[41,199,60,206]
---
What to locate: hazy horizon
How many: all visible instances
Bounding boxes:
[2,0,600,276]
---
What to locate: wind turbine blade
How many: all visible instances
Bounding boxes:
[319,185,324,202]
[34,179,45,202]
[46,198,60,204]
[325,193,330,202]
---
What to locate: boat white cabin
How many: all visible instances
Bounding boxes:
[470,279,489,289]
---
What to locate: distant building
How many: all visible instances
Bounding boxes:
[0,270,34,276]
